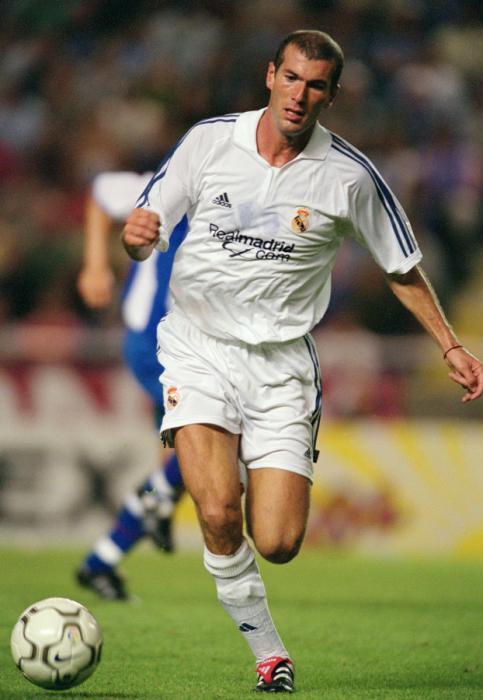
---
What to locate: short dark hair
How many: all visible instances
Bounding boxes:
[273,30,344,90]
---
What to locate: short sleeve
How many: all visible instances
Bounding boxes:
[92,172,152,221]
[348,164,422,274]
[136,129,200,251]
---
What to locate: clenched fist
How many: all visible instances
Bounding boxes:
[122,208,161,260]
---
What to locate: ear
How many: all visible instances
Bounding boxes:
[326,83,340,108]
[266,62,275,91]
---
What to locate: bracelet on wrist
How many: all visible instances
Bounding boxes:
[443,344,463,360]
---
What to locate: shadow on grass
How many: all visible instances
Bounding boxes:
[303,676,483,693]
[5,693,140,699]
[287,596,480,612]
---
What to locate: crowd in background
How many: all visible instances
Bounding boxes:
[0,0,482,365]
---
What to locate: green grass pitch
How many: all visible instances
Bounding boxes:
[1,548,482,699]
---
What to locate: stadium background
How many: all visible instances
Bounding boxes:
[0,0,482,557]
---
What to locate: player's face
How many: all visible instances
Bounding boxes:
[266,44,339,139]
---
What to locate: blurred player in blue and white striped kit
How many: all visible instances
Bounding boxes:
[76,171,187,600]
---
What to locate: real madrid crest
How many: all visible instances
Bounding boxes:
[291,207,311,234]
[166,386,180,410]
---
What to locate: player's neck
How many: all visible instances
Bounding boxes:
[256,109,312,167]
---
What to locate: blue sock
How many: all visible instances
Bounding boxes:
[164,453,183,490]
[110,506,145,550]
[84,552,112,574]
[83,505,146,574]
[82,460,182,575]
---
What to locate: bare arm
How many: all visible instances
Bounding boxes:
[77,195,115,308]
[386,265,482,402]
[122,208,161,261]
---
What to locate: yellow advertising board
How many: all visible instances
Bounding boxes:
[176,420,483,558]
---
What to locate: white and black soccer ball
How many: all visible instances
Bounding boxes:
[10,597,102,690]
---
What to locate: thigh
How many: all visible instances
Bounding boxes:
[246,468,311,560]
[174,423,242,552]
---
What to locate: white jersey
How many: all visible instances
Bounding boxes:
[93,171,153,221]
[140,109,422,344]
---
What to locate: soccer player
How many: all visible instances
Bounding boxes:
[76,171,188,600]
[122,30,483,692]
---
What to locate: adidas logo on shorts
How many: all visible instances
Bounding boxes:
[212,192,231,208]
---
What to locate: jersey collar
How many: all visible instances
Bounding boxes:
[233,108,332,162]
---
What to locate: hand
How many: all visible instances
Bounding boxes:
[445,347,483,402]
[77,266,115,308]
[122,208,160,260]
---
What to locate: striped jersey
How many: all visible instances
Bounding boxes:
[139,109,422,344]
[92,171,187,336]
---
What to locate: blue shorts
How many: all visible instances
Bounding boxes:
[123,329,164,427]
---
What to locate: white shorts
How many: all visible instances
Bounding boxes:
[156,312,321,481]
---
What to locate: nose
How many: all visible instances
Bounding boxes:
[292,82,307,105]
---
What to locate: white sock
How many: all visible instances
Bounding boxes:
[151,469,175,499]
[129,470,175,520]
[149,470,175,517]
[93,536,123,566]
[204,539,289,663]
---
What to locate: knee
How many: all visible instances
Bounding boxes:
[198,500,241,540]
[254,530,304,564]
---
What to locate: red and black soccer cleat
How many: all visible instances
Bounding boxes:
[255,656,295,693]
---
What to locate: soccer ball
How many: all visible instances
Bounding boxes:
[10,597,102,690]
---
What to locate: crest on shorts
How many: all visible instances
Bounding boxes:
[166,386,180,410]
[291,207,311,234]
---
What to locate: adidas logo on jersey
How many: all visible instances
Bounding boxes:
[212,192,231,208]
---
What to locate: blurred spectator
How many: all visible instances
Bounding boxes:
[0,0,481,348]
